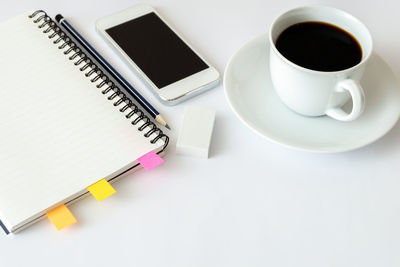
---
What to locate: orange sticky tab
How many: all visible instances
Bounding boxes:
[46,204,77,231]
[87,178,116,201]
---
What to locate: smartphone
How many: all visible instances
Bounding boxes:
[95,4,220,105]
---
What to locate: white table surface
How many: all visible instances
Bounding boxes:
[2,0,400,266]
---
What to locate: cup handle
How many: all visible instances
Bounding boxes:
[326,79,365,121]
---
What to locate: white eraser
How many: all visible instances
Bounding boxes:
[176,106,216,158]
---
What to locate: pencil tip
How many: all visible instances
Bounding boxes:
[155,115,170,129]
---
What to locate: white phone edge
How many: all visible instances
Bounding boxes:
[95,4,220,105]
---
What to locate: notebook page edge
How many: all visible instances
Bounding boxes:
[8,145,165,234]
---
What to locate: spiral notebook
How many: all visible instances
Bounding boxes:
[0,11,169,234]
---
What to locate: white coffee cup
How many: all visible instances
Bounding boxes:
[269,6,373,121]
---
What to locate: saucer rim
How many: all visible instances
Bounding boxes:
[223,34,400,153]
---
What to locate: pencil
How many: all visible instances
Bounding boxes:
[55,14,170,130]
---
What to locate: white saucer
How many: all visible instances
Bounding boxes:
[224,34,400,153]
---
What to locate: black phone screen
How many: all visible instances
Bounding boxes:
[106,12,209,89]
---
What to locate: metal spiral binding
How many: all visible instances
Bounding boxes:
[28,10,169,150]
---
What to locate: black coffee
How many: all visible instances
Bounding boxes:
[275,22,362,71]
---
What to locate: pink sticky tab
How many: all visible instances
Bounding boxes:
[137,151,164,170]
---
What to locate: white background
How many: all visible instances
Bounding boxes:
[1,0,400,266]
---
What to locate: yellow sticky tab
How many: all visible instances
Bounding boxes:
[87,178,116,201]
[46,204,77,231]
